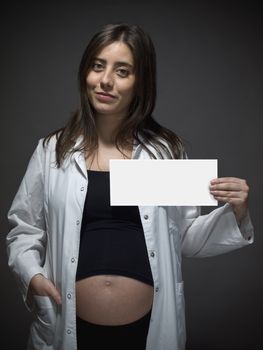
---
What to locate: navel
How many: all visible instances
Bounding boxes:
[104,280,112,287]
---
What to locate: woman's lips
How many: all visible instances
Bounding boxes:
[95,92,116,101]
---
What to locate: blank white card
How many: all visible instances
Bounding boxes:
[110,159,218,206]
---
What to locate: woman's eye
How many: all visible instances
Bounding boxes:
[92,62,103,70]
[117,69,129,77]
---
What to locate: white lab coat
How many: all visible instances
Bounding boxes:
[6,135,254,350]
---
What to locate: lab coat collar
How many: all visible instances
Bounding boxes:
[61,134,142,176]
[60,136,86,178]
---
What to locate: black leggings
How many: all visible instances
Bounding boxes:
[76,309,152,350]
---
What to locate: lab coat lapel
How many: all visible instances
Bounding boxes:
[61,135,87,179]
[73,151,87,179]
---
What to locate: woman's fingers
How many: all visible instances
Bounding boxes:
[209,177,249,221]
[209,177,249,198]
[210,190,242,199]
[210,177,247,184]
[211,195,245,204]
[29,274,62,304]
[210,183,245,192]
[45,279,62,305]
[210,189,248,200]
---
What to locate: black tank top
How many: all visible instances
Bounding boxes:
[76,170,154,286]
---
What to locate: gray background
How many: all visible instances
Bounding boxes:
[1,1,262,349]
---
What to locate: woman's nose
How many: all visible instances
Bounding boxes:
[100,70,114,89]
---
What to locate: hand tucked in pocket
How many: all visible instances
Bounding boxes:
[29,273,62,305]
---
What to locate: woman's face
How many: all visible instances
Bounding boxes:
[86,41,136,119]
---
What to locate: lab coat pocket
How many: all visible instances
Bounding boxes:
[175,281,186,347]
[33,295,56,345]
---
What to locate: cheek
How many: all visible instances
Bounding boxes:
[120,80,136,99]
[86,72,97,89]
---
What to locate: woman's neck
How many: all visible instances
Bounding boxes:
[95,113,126,146]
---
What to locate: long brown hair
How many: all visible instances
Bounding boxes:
[43,23,184,166]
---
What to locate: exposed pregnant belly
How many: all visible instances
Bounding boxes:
[76,275,154,325]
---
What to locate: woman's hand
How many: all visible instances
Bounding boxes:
[29,273,62,305]
[209,177,249,223]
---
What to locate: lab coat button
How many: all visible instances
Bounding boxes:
[71,257,75,263]
[144,215,149,220]
[67,293,72,299]
[80,186,84,191]
[67,329,71,334]
[76,220,80,225]
[155,286,159,292]
[150,251,155,257]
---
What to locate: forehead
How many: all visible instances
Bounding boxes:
[96,41,134,65]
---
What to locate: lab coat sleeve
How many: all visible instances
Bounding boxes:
[6,139,47,310]
[180,203,254,257]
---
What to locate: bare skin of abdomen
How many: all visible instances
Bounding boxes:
[75,275,154,325]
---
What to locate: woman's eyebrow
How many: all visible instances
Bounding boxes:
[94,57,133,69]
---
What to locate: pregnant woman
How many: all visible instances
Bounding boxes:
[6,23,253,350]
